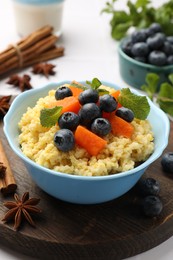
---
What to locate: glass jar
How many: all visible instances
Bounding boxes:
[12,0,65,36]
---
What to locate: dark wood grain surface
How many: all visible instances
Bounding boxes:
[0,116,173,260]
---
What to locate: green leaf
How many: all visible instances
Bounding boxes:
[40,106,62,127]
[102,0,173,40]
[111,21,132,40]
[110,10,132,39]
[86,78,102,90]
[158,82,173,98]
[135,0,151,8]
[97,89,109,95]
[141,73,159,100]
[168,74,173,85]
[157,82,173,116]
[118,88,150,120]
[146,73,159,90]
[157,98,173,116]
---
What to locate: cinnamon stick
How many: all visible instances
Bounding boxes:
[0,25,54,63]
[0,140,17,195]
[0,25,64,77]
[0,35,59,71]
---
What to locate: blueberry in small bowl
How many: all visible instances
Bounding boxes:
[3,80,170,204]
[118,23,173,90]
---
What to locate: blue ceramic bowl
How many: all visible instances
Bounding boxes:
[118,37,173,90]
[3,81,170,204]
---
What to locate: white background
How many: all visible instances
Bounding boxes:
[0,0,173,259]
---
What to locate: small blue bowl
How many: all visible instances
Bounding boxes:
[118,37,173,90]
[3,81,170,204]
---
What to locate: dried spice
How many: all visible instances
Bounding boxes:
[2,192,42,230]
[0,162,6,178]
[7,74,32,92]
[0,140,17,194]
[32,63,56,78]
[0,26,64,77]
[0,95,11,119]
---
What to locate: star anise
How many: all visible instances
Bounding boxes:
[32,63,56,78]
[0,95,11,119]
[0,162,6,178]
[6,74,33,92]
[2,192,42,230]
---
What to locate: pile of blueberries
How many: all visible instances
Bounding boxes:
[53,86,134,152]
[122,23,173,66]
[136,177,162,217]
[135,152,173,217]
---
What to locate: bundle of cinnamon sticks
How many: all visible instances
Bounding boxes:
[0,25,64,77]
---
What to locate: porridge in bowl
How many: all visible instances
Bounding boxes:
[18,80,154,176]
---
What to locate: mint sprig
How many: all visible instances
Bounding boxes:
[118,88,150,120]
[40,106,62,127]
[102,0,173,40]
[157,83,173,116]
[141,72,173,117]
[86,78,109,95]
[86,78,102,89]
[141,73,159,100]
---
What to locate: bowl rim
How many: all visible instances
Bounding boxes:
[3,80,170,181]
[118,37,173,71]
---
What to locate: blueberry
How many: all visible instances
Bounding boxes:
[55,86,73,100]
[167,36,173,45]
[161,41,173,55]
[116,107,134,122]
[122,39,133,56]
[147,33,165,50]
[143,28,153,38]
[167,55,173,65]
[161,152,173,173]
[131,30,147,43]
[91,118,111,136]
[148,23,162,35]
[78,103,101,127]
[141,195,163,217]
[131,42,149,57]
[78,89,99,105]
[137,177,160,196]
[54,129,75,152]
[99,94,117,112]
[148,51,167,66]
[134,56,146,63]
[58,112,79,131]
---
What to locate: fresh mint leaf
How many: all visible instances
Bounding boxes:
[86,78,102,90]
[157,98,173,116]
[135,0,151,8]
[157,82,173,116]
[168,74,173,85]
[118,88,150,120]
[141,73,159,100]
[40,106,62,127]
[158,82,173,98]
[97,88,109,95]
[102,0,173,40]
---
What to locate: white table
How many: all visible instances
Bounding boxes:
[0,0,172,259]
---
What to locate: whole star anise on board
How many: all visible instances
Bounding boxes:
[6,74,33,92]
[0,95,11,119]
[2,192,42,230]
[32,63,56,78]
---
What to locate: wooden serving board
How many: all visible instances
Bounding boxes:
[0,117,173,260]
